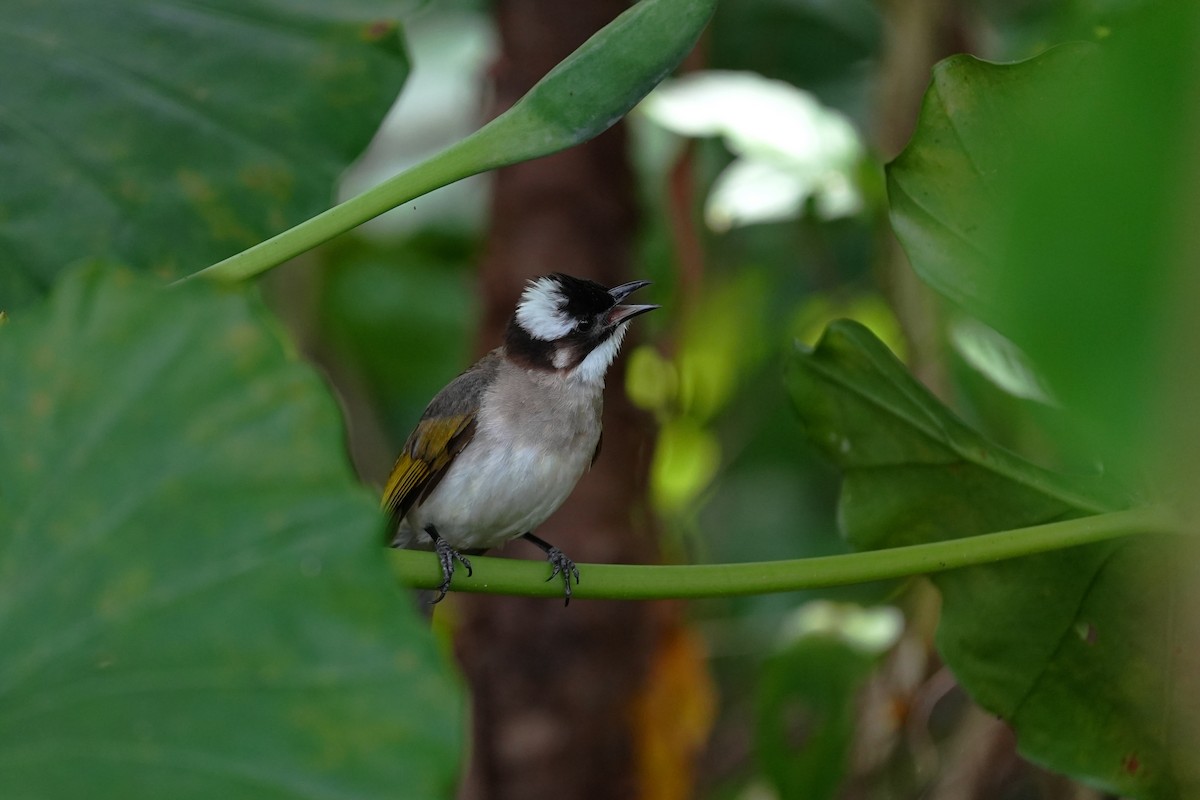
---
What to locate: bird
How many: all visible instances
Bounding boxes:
[382,273,658,605]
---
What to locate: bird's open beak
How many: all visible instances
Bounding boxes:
[607,280,659,326]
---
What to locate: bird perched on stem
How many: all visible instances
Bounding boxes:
[382,273,658,604]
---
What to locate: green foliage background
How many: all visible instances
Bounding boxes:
[2,0,1198,798]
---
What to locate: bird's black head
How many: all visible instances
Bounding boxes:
[505,273,657,381]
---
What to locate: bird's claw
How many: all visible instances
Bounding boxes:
[431,537,472,604]
[544,547,580,606]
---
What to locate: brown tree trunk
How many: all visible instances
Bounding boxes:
[452,3,709,799]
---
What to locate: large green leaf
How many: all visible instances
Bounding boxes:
[0,0,411,309]
[887,1,1200,465]
[787,320,1198,799]
[0,265,462,798]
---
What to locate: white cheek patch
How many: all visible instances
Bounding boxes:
[516,277,574,341]
[569,324,628,385]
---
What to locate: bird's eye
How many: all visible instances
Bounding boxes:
[576,318,595,332]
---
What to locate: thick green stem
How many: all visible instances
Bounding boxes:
[182,131,505,283]
[389,509,1178,600]
[178,0,717,284]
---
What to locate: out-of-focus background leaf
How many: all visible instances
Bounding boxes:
[754,602,901,800]
[993,0,1200,472]
[0,0,412,309]
[788,320,1198,798]
[888,1,1200,470]
[887,46,1093,323]
[0,265,462,798]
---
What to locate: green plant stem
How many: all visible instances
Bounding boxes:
[182,131,505,283]
[389,508,1178,600]
[180,0,717,284]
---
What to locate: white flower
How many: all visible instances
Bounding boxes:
[640,70,865,230]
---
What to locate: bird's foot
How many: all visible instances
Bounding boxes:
[431,536,472,604]
[544,547,581,606]
[521,532,580,606]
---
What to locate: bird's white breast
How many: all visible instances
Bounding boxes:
[401,366,603,551]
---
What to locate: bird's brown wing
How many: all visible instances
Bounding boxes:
[381,412,477,524]
[380,351,501,536]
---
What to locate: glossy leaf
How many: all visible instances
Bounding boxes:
[196,0,718,282]
[787,320,1198,799]
[0,0,411,309]
[0,265,462,798]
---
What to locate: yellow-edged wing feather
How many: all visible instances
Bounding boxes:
[381,413,477,525]
[381,350,499,544]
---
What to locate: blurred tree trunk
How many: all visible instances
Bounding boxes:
[453,3,712,799]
